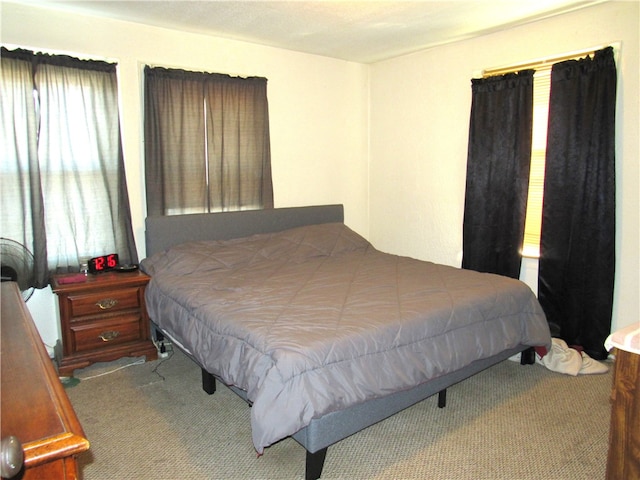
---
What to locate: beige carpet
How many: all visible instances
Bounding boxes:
[66,347,613,479]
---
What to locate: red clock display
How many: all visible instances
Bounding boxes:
[88,253,119,274]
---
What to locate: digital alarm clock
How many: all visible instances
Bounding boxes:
[88,253,119,274]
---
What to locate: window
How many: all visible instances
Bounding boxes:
[522,68,551,257]
[0,48,137,285]
[483,47,603,258]
[144,66,273,217]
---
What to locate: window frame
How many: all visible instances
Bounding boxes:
[143,65,274,217]
[0,47,138,283]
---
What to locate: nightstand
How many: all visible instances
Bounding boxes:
[51,271,158,376]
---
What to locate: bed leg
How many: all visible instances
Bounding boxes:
[438,389,447,408]
[520,347,535,365]
[305,447,328,480]
[201,369,216,395]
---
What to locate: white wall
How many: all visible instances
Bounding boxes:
[1,2,370,351]
[369,1,639,333]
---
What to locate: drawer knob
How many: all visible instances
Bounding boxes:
[99,330,120,342]
[1,435,23,479]
[95,298,118,309]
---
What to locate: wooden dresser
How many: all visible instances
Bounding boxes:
[51,271,157,376]
[605,325,640,480]
[1,282,90,479]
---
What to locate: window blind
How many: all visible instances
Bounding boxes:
[522,68,551,257]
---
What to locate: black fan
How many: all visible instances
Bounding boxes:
[0,238,36,302]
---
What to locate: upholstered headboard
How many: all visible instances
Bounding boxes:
[144,204,344,257]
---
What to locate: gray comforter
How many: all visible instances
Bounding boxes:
[141,223,551,453]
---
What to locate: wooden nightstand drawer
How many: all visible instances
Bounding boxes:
[67,286,142,318]
[70,314,143,353]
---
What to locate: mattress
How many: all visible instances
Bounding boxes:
[141,222,551,452]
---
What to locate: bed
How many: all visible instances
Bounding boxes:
[141,204,551,479]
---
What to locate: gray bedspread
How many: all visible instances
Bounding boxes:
[141,223,551,453]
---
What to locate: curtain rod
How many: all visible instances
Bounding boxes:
[482,45,611,77]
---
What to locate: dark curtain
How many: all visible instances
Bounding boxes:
[538,47,617,360]
[1,48,138,286]
[462,70,534,279]
[205,75,273,212]
[0,50,48,287]
[144,67,273,217]
[144,68,207,216]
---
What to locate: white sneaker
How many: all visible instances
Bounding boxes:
[578,351,609,375]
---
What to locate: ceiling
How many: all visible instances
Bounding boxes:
[12,0,605,63]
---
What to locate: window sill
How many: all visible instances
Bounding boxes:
[520,246,540,259]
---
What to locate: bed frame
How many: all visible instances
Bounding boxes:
[144,204,534,479]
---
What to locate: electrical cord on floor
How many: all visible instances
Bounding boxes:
[151,342,174,381]
[71,339,175,383]
[79,357,147,380]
